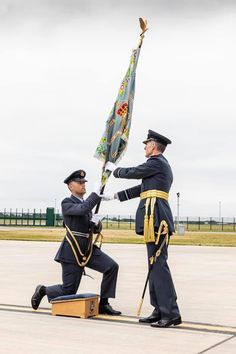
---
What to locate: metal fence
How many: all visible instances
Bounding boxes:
[176,216,236,232]
[0,208,62,227]
[0,208,235,232]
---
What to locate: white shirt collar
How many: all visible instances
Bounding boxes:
[72,194,84,202]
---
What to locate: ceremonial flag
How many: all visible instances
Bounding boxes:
[94,18,148,186]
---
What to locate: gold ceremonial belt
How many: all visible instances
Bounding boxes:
[140,189,169,201]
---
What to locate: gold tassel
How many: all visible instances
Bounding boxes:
[147,215,154,242]
[143,197,151,243]
[147,197,156,242]
[143,197,169,244]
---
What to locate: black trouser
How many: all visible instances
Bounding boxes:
[147,237,180,319]
[46,245,119,302]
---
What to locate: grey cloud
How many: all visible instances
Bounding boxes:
[0,1,235,216]
[0,0,236,23]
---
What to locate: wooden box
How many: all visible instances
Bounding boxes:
[51,293,99,319]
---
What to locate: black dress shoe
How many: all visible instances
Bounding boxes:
[31,285,46,310]
[151,316,182,328]
[99,303,121,316]
[139,310,161,323]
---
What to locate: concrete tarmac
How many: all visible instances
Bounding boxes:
[0,241,236,353]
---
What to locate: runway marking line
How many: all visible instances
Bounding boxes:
[0,303,235,336]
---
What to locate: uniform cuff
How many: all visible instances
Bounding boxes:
[113,168,121,178]
[117,190,129,202]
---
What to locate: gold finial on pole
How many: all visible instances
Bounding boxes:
[139,18,149,47]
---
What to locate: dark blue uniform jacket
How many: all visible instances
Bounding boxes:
[54,193,100,264]
[114,154,175,235]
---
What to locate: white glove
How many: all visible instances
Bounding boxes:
[100,193,118,201]
[93,181,102,195]
[105,161,117,172]
[91,214,103,225]
[100,194,114,201]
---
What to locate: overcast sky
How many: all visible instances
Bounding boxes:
[0,0,236,218]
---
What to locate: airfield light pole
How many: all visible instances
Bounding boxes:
[177,192,180,234]
[219,201,222,223]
